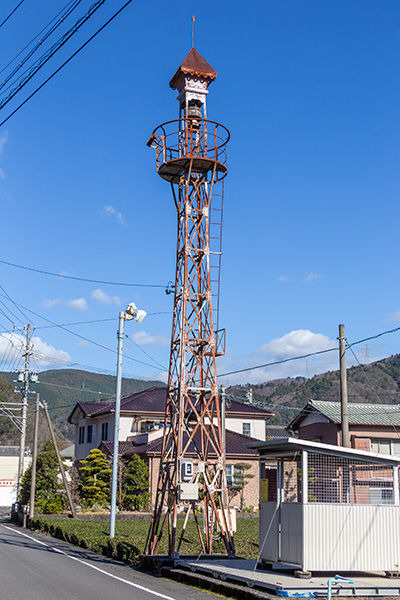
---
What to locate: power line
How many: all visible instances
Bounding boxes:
[0,0,84,93]
[0,0,107,110]
[0,0,79,76]
[38,380,109,395]
[0,0,26,30]
[0,0,135,128]
[34,312,170,330]
[218,324,400,379]
[0,259,167,288]
[0,292,167,372]
[218,347,338,378]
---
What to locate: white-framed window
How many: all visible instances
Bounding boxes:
[101,422,109,441]
[78,426,85,444]
[369,487,394,505]
[226,464,244,487]
[371,439,400,456]
[87,424,96,444]
[242,422,251,437]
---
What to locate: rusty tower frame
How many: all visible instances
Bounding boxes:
[145,48,235,558]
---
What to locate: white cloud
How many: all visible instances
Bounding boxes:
[42,299,61,308]
[0,168,5,179]
[0,333,71,369]
[304,272,323,283]
[102,205,127,226]
[132,330,170,347]
[68,298,88,311]
[217,329,338,386]
[0,130,8,155]
[258,329,334,358]
[77,340,90,348]
[91,288,121,306]
[385,310,400,323]
[30,336,71,367]
[278,275,290,282]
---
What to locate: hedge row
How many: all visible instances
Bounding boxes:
[29,516,259,565]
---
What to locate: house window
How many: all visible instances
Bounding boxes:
[242,422,251,437]
[369,487,394,505]
[226,464,243,487]
[78,426,85,444]
[87,425,96,444]
[371,439,397,455]
[101,422,109,441]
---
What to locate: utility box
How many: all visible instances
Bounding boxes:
[178,483,198,501]
[247,438,400,574]
[181,460,193,482]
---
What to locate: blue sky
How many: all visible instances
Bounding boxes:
[0,0,399,390]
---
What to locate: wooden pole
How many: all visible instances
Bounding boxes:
[29,393,40,519]
[339,323,350,448]
[42,400,77,518]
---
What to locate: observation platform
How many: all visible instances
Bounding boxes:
[147,118,229,184]
[158,157,227,184]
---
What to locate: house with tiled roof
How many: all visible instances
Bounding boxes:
[288,400,400,455]
[68,386,273,508]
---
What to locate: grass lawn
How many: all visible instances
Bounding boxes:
[30,515,259,565]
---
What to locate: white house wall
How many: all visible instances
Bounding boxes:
[119,416,133,441]
[75,415,114,461]
[225,417,265,440]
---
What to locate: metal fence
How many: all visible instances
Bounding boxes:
[261,453,397,505]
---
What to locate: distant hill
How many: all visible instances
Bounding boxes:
[2,353,400,447]
[227,354,400,425]
[0,369,165,442]
[0,375,69,450]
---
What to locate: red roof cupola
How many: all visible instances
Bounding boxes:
[169,47,217,120]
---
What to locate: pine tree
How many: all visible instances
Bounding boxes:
[79,449,112,507]
[121,454,150,511]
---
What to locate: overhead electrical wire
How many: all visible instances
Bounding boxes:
[0,0,26,30]
[0,0,135,128]
[0,0,108,110]
[218,347,338,378]
[218,324,400,379]
[0,259,167,289]
[0,0,79,76]
[0,292,167,372]
[0,0,84,93]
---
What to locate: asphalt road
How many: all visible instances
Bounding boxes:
[0,519,224,600]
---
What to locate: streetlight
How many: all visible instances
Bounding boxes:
[110,302,147,538]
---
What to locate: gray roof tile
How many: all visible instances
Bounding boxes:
[308,400,400,426]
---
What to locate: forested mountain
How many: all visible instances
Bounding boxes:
[0,369,165,443]
[227,354,400,424]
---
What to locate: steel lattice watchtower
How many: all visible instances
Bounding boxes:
[145,48,235,558]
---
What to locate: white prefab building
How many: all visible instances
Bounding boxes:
[248,438,400,574]
[0,446,30,507]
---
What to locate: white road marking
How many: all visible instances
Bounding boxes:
[1,524,176,600]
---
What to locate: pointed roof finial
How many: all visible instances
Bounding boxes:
[192,15,195,48]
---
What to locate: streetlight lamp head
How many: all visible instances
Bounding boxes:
[125,302,146,324]
[135,309,147,324]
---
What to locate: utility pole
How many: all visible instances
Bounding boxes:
[43,400,77,518]
[29,393,40,519]
[17,324,31,498]
[110,311,125,539]
[338,324,350,448]
[221,385,228,510]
